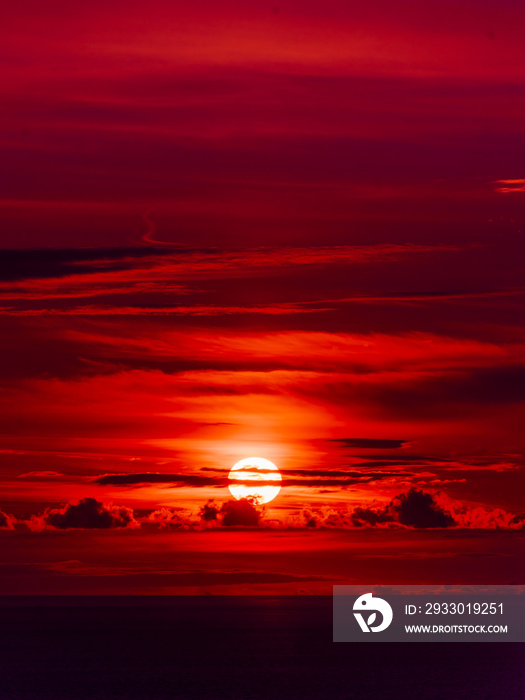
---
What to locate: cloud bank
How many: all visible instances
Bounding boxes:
[3,489,523,533]
[146,490,524,531]
[291,489,524,530]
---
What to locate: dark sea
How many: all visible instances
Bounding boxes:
[0,596,522,700]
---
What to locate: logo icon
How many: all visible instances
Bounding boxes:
[353,593,393,632]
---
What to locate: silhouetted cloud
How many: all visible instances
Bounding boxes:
[199,498,261,527]
[331,438,410,449]
[0,247,170,282]
[350,507,394,527]
[11,489,524,533]
[219,499,260,527]
[0,509,15,530]
[94,472,288,488]
[391,489,456,528]
[290,488,524,530]
[28,498,139,531]
[94,473,226,487]
[348,489,456,529]
[200,500,221,522]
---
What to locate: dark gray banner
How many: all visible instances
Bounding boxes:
[333,585,525,642]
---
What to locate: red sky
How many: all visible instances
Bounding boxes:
[1,0,524,593]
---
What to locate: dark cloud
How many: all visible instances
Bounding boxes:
[199,498,261,527]
[200,500,221,522]
[0,242,439,284]
[15,490,525,533]
[95,472,299,487]
[391,489,456,528]
[350,461,425,468]
[93,473,226,487]
[28,498,139,530]
[94,470,409,490]
[348,454,444,462]
[349,489,456,528]
[281,476,406,487]
[331,438,410,449]
[220,499,260,527]
[453,365,525,405]
[350,507,394,527]
[365,365,525,420]
[0,509,15,530]
[292,489,525,530]
[0,246,179,282]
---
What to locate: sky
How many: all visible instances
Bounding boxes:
[1,0,524,593]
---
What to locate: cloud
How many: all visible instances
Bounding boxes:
[391,488,456,528]
[363,364,525,419]
[0,509,15,530]
[1,303,328,317]
[93,472,226,487]
[17,471,64,479]
[27,497,140,531]
[14,490,524,533]
[95,469,413,491]
[200,500,221,522]
[331,438,410,449]
[348,506,394,527]
[290,488,524,530]
[0,246,166,283]
[290,505,354,529]
[0,243,455,283]
[219,499,261,527]
[332,290,525,305]
[146,507,191,529]
[432,493,525,529]
[144,498,262,529]
[23,328,517,384]
[203,466,413,478]
[199,498,261,527]
[494,179,525,193]
[0,243,465,321]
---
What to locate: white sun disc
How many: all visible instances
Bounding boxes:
[228,457,282,504]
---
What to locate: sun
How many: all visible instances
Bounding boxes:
[228,457,282,505]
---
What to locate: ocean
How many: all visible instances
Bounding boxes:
[0,596,522,699]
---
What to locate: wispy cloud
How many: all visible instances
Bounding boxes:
[494,178,525,193]
[0,303,330,317]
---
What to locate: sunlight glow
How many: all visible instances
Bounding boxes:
[228,457,282,505]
